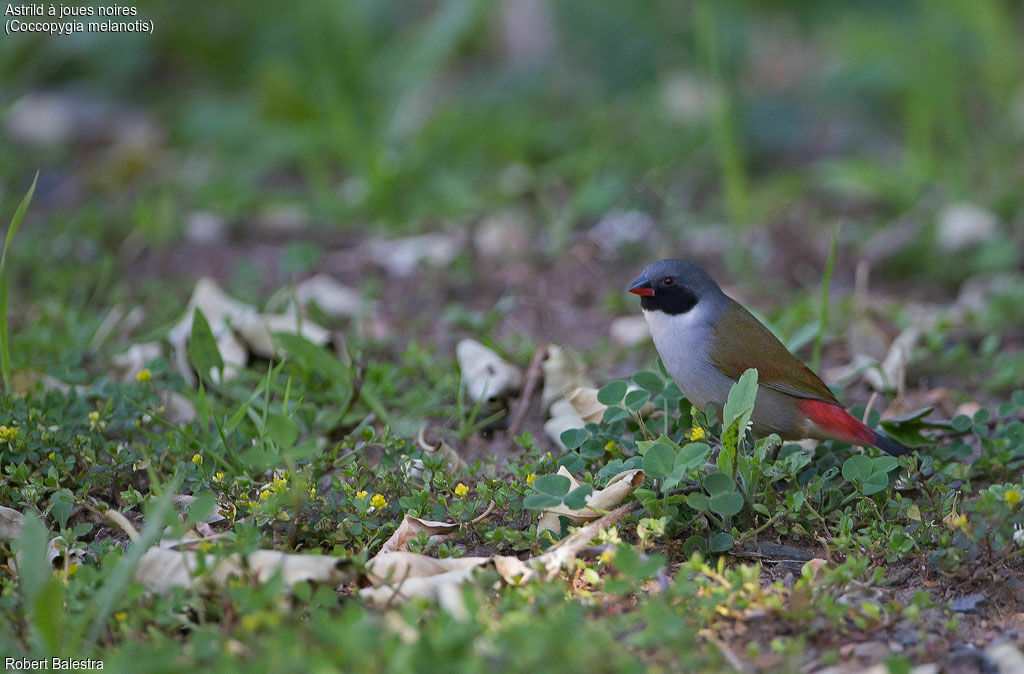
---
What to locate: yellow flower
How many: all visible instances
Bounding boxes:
[88,411,100,422]
[355,490,368,501]
[309,486,316,499]
[259,490,272,500]
[115,612,127,622]
[952,514,968,529]
[213,472,225,482]
[454,483,469,497]
[0,425,18,442]
[1005,489,1021,506]
[526,473,536,484]
[47,452,55,461]
[599,548,616,564]
[686,426,706,441]
[604,440,616,453]
[370,494,387,509]
[136,368,152,382]
[191,453,203,466]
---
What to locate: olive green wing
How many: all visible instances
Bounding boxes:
[709,300,840,405]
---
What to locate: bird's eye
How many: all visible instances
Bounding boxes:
[663,277,675,287]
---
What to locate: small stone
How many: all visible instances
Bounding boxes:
[937,203,998,251]
[589,210,655,254]
[609,316,650,347]
[184,211,227,244]
[951,593,988,613]
[852,641,889,660]
[894,628,920,646]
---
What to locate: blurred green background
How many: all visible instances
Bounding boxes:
[1,0,1022,385]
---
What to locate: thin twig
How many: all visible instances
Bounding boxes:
[699,629,753,673]
[862,392,878,424]
[469,501,496,525]
[81,501,140,542]
[506,344,548,449]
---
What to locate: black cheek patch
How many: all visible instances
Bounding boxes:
[641,287,698,315]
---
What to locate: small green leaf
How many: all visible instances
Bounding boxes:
[675,442,711,472]
[532,474,571,498]
[602,406,630,424]
[683,535,708,556]
[703,472,735,495]
[597,380,629,405]
[686,493,710,511]
[265,413,299,449]
[642,442,676,479]
[709,532,735,552]
[564,484,593,510]
[187,308,224,381]
[524,493,562,510]
[184,491,218,527]
[47,492,74,530]
[275,332,352,403]
[632,370,664,393]
[709,491,744,516]
[842,455,873,482]
[752,503,770,516]
[862,472,890,495]
[722,368,759,436]
[716,441,737,477]
[951,415,972,432]
[559,428,588,450]
[623,388,650,411]
[871,456,899,473]
[578,437,606,459]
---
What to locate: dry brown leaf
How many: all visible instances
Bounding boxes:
[0,505,25,540]
[295,274,368,318]
[541,344,593,412]
[566,386,606,424]
[359,566,480,615]
[159,389,197,424]
[360,503,636,614]
[538,466,645,533]
[111,342,163,382]
[135,546,354,594]
[566,385,654,424]
[365,551,488,585]
[415,427,467,473]
[168,277,256,384]
[456,339,522,404]
[363,233,462,277]
[233,307,331,359]
[543,398,586,449]
[171,495,227,524]
[378,515,460,555]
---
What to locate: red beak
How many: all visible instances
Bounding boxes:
[628,272,654,296]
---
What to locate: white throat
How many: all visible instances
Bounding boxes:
[641,305,721,410]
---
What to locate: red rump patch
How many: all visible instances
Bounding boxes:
[798,399,877,446]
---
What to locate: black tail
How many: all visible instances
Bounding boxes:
[870,430,910,457]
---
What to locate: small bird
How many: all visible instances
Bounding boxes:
[628,259,908,456]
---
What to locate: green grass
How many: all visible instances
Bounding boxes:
[0,171,36,393]
[2,2,1024,670]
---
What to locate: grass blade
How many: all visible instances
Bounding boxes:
[0,171,38,392]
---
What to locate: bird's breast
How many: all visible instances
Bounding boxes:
[641,308,735,411]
